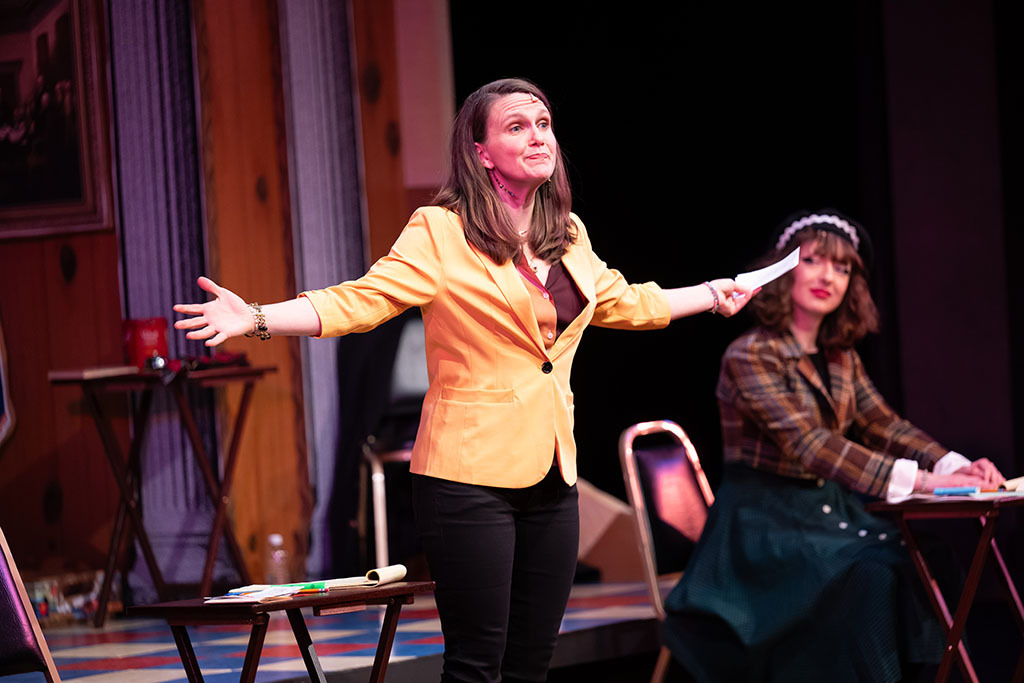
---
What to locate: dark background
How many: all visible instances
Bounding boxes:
[447,5,1024,671]
[449,2,904,494]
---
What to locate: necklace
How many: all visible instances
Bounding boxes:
[523,245,543,273]
[526,253,544,273]
[492,171,515,199]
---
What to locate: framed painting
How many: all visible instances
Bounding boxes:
[0,0,113,239]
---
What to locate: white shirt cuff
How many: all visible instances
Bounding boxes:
[932,451,971,476]
[886,459,919,502]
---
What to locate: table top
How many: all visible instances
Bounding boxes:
[867,494,1024,518]
[48,364,276,389]
[127,581,436,620]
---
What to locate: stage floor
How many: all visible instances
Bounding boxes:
[10,580,664,682]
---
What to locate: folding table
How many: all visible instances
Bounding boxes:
[867,495,1024,682]
[129,580,435,683]
[49,364,275,625]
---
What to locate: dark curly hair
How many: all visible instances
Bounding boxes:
[749,229,879,349]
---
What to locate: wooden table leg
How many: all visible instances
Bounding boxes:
[287,608,328,683]
[82,387,167,604]
[170,380,252,595]
[169,624,204,683]
[369,598,406,683]
[897,516,977,683]
[94,388,154,626]
[200,380,255,592]
[240,616,269,683]
[986,518,1024,629]
[936,512,998,682]
[983,517,1024,683]
[96,497,129,627]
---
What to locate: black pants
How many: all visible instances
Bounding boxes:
[411,463,579,683]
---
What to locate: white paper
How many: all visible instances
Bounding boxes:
[205,584,299,603]
[322,564,407,588]
[203,564,408,603]
[735,246,801,291]
[365,564,407,585]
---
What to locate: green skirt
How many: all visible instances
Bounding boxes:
[662,465,943,683]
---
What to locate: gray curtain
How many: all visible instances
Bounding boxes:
[109,0,368,596]
[109,0,223,601]
[278,0,367,578]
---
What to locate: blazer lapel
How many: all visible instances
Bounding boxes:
[828,349,854,427]
[476,250,547,354]
[781,332,839,421]
[796,355,837,413]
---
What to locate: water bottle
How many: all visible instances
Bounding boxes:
[265,533,291,585]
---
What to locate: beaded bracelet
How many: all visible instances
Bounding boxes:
[703,281,720,315]
[244,302,270,340]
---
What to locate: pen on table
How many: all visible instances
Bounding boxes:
[293,581,328,592]
[932,486,979,495]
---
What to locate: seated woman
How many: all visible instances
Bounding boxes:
[661,210,1004,683]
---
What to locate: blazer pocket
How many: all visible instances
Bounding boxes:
[440,386,516,404]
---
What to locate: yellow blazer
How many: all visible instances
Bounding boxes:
[301,206,671,488]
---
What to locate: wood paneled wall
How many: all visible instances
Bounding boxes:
[191,0,312,582]
[0,0,430,585]
[0,232,125,574]
[351,0,408,262]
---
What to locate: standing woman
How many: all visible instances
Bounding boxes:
[174,78,754,682]
[661,210,1004,682]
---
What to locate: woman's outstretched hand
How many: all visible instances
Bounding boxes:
[173,276,253,346]
[665,280,760,320]
[709,279,759,318]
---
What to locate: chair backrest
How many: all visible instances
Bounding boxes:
[0,528,60,682]
[619,420,714,621]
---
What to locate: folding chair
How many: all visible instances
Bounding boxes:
[360,434,414,569]
[619,420,714,683]
[0,528,61,682]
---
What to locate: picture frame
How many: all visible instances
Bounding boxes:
[0,0,113,239]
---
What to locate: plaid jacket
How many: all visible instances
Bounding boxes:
[717,327,948,498]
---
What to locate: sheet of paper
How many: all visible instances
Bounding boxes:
[322,564,407,589]
[365,564,406,585]
[205,584,299,603]
[735,246,801,291]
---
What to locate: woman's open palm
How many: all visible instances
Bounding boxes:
[173,276,251,346]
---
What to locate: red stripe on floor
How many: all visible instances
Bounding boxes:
[61,655,183,670]
[565,595,647,609]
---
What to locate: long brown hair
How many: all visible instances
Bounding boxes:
[433,78,575,264]
[749,229,879,349]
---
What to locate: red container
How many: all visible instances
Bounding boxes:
[123,317,169,367]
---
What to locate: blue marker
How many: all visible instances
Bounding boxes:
[932,486,979,496]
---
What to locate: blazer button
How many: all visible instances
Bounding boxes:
[541,361,553,374]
